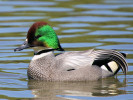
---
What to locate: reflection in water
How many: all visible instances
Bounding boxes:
[28,78,126,99]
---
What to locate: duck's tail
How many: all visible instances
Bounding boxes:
[92,50,128,75]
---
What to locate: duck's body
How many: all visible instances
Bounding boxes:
[27,49,127,81]
[14,22,128,81]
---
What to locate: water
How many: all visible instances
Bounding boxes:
[0,0,133,99]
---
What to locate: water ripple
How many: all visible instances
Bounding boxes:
[62,29,90,33]
[51,16,133,22]
[0,1,56,6]
[89,30,133,35]
[0,57,31,61]
[0,7,73,12]
[0,16,45,21]
[82,10,133,16]
[0,27,28,33]
[97,44,133,50]
[59,23,92,27]
[105,0,133,4]
[0,41,23,46]
[0,22,33,26]
[126,27,133,31]
[0,90,33,98]
[99,38,133,43]
[58,34,82,38]
[100,24,129,28]
[75,4,133,9]
[62,43,102,48]
[0,37,25,40]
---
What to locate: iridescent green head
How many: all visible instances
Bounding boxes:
[14,21,64,52]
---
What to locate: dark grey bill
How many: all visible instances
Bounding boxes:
[14,41,30,52]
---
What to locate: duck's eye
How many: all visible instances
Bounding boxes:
[35,35,41,39]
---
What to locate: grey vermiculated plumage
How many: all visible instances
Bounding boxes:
[27,49,128,81]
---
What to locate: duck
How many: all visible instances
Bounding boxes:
[14,21,128,81]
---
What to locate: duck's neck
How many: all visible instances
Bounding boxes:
[33,47,54,55]
[28,50,56,80]
[32,50,55,61]
[34,49,55,55]
[31,47,55,63]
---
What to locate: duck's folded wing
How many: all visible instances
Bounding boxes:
[56,49,95,71]
[91,50,128,75]
[56,49,128,75]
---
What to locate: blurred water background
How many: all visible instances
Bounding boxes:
[0,0,133,99]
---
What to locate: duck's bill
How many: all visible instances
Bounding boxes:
[14,41,30,52]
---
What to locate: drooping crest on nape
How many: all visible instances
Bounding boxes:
[27,21,48,44]
[26,21,64,51]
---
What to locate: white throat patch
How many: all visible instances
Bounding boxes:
[32,52,52,61]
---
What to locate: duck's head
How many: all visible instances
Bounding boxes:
[14,21,64,52]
